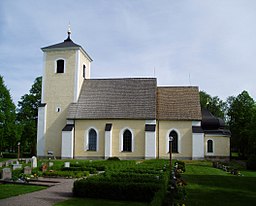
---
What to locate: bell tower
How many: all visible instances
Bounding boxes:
[37,27,93,157]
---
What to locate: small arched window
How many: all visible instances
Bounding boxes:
[123,129,132,152]
[83,65,86,79]
[169,130,178,153]
[88,129,97,151]
[207,139,213,153]
[56,59,64,73]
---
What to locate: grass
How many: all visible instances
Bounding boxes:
[182,161,256,206]
[54,198,148,206]
[0,184,46,199]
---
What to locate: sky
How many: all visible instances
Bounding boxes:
[0,0,256,105]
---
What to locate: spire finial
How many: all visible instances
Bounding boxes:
[64,23,72,42]
[67,23,71,38]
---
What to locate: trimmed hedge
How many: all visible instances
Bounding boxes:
[43,170,89,178]
[73,178,160,202]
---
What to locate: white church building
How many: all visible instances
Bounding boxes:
[37,29,230,160]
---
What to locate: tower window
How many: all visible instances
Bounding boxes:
[83,65,86,79]
[56,59,65,73]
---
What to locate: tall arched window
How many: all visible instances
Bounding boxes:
[88,129,97,151]
[207,139,213,153]
[56,59,65,73]
[169,130,178,153]
[123,129,132,152]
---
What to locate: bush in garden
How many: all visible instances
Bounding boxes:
[175,160,185,173]
[43,170,89,178]
[107,157,120,161]
[247,155,256,171]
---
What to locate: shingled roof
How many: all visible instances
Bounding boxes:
[67,78,157,120]
[41,36,93,61]
[157,87,202,120]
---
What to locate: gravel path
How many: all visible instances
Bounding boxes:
[0,178,75,206]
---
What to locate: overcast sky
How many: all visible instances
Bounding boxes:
[0,0,256,105]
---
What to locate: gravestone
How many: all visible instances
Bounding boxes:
[31,156,37,168]
[49,162,54,167]
[13,164,22,170]
[2,168,12,180]
[5,161,9,167]
[25,159,31,164]
[24,166,32,175]
[0,162,3,167]
[64,162,70,168]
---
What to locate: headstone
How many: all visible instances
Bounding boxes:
[26,159,31,164]
[41,163,47,172]
[24,166,32,175]
[12,164,22,170]
[0,162,3,167]
[2,168,12,180]
[31,156,37,168]
[64,162,70,168]
[5,161,9,167]
[49,162,54,167]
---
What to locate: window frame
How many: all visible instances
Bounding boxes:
[166,128,180,154]
[85,127,99,152]
[120,128,134,152]
[207,139,214,153]
[55,58,65,74]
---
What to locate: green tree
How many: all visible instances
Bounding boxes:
[199,91,226,119]
[0,75,17,152]
[227,91,256,157]
[17,76,42,155]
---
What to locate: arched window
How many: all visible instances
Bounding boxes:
[83,65,86,79]
[207,139,213,153]
[88,129,97,151]
[123,129,132,152]
[169,130,178,153]
[56,59,64,73]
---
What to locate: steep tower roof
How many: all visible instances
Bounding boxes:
[41,28,92,62]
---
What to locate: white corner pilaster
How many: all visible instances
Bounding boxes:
[37,104,47,157]
[145,123,156,159]
[192,132,204,160]
[104,124,112,159]
[61,126,74,159]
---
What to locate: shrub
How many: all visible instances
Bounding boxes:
[247,155,256,171]
[175,160,185,172]
[43,170,89,178]
[107,157,120,161]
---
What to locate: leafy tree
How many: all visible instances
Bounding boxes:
[199,91,226,119]
[17,76,42,155]
[227,91,256,157]
[0,75,17,152]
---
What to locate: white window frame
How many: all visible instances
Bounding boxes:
[166,128,181,154]
[206,138,214,155]
[55,58,66,73]
[119,127,134,152]
[84,127,99,152]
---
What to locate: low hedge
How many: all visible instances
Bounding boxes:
[43,170,89,178]
[73,178,160,202]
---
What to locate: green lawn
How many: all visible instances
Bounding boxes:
[54,198,148,206]
[0,184,46,199]
[182,161,256,206]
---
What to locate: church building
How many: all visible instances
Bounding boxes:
[37,29,230,160]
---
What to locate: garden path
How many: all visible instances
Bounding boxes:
[0,178,75,206]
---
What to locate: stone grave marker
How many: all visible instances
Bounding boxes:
[13,164,22,170]
[26,159,31,164]
[31,156,37,168]
[0,162,3,167]
[49,162,54,167]
[2,168,12,180]
[64,162,70,168]
[24,166,32,175]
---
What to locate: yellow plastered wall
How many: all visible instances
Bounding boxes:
[74,120,146,159]
[158,120,193,159]
[43,49,90,157]
[205,135,230,157]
